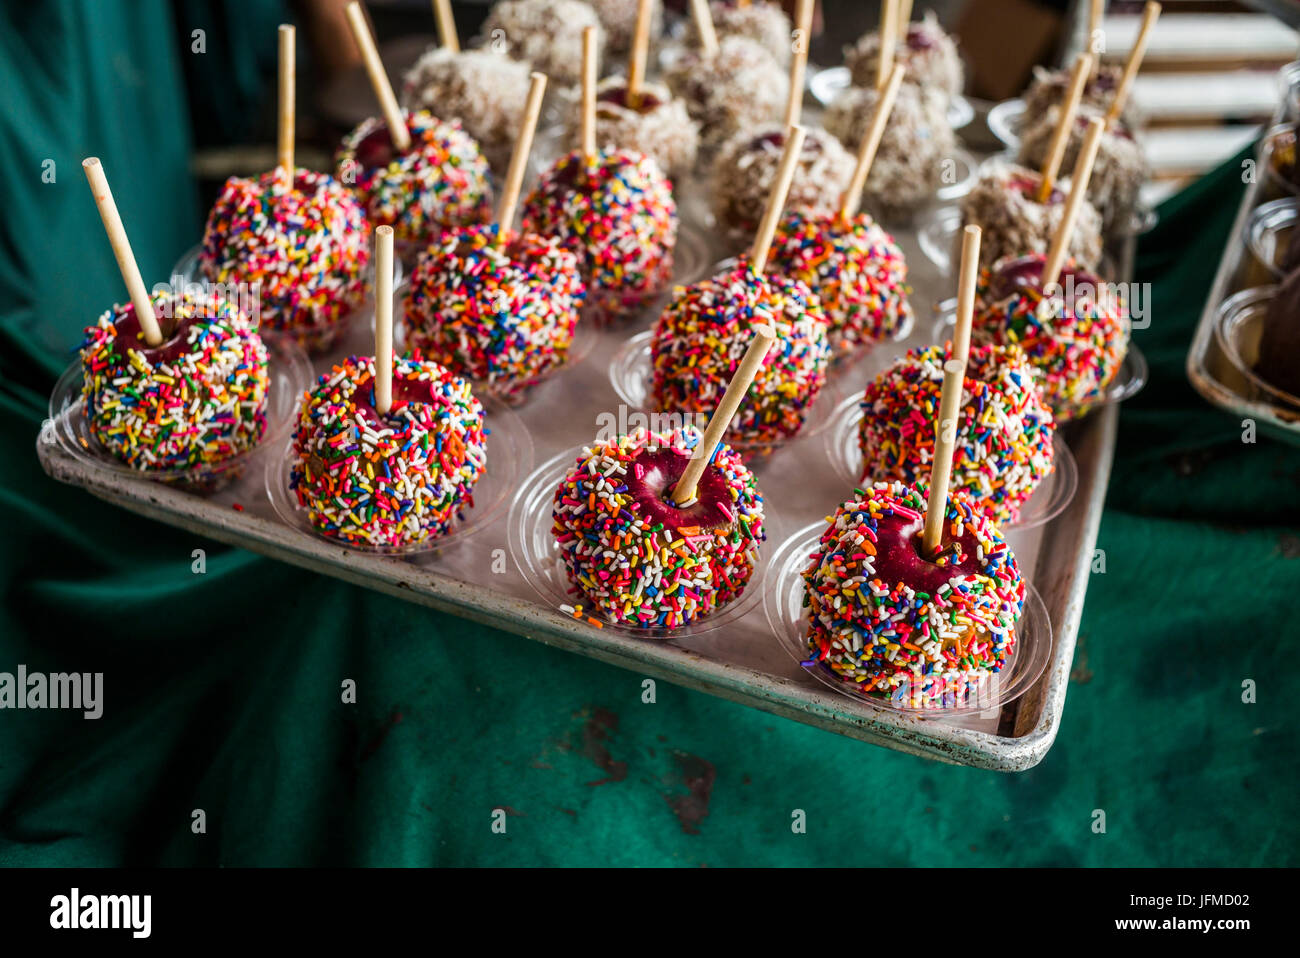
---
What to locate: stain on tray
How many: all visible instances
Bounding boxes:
[581,707,628,787]
[1277,533,1300,559]
[664,751,716,835]
[1070,634,1095,684]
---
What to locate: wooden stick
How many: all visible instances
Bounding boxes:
[897,0,914,40]
[581,26,598,158]
[1105,0,1160,126]
[920,221,980,556]
[1087,0,1105,67]
[277,25,296,183]
[82,158,162,347]
[783,0,814,128]
[876,0,898,92]
[345,1,411,151]
[496,72,548,232]
[840,62,904,219]
[433,0,459,53]
[374,226,395,415]
[1036,52,1091,203]
[921,357,967,558]
[1042,117,1105,289]
[951,225,980,365]
[627,0,653,110]
[689,0,718,56]
[671,324,777,506]
[749,124,807,274]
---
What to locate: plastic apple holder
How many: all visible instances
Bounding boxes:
[265,397,533,556]
[171,244,404,353]
[822,391,1078,532]
[986,97,1026,153]
[1262,124,1299,201]
[506,448,780,639]
[918,193,1157,277]
[807,65,976,130]
[46,336,313,494]
[764,522,1052,717]
[931,299,1149,415]
[609,328,850,459]
[1243,198,1298,283]
[1214,285,1300,412]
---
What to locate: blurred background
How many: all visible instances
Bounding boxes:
[0,0,1295,359]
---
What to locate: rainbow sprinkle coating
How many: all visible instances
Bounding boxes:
[80,290,269,472]
[551,426,765,629]
[802,481,1025,705]
[198,167,371,352]
[651,261,830,446]
[336,110,492,245]
[405,224,585,396]
[523,148,677,324]
[768,208,913,356]
[289,355,487,548]
[858,343,1056,524]
[972,254,1130,421]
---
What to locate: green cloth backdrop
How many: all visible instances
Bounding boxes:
[0,2,1296,867]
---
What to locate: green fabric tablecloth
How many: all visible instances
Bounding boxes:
[1,3,1297,867]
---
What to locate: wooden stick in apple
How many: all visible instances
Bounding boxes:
[749,123,808,274]
[877,0,898,92]
[921,224,980,557]
[627,0,653,110]
[1042,116,1106,290]
[344,1,411,152]
[374,225,395,414]
[784,0,814,128]
[688,0,719,56]
[1036,52,1092,203]
[277,24,296,184]
[581,26,598,159]
[496,72,549,232]
[82,158,163,347]
[841,62,905,220]
[433,0,459,53]
[1105,1,1160,127]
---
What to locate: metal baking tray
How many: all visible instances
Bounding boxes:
[1187,61,1300,445]
[37,156,1125,771]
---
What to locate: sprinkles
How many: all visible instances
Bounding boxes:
[972,253,1130,421]
[198,167,370,352]
[767,207,913,356]
[858,343,1056,524]
[336,109,492,245]
[289,355,487,547]
[523,148,677,324]
[802,481,1025,703]
[79,290,269,472]
[551,426,765,629]
[651,260,831,445]
[405,223,586,395]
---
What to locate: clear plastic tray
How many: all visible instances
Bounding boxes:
[264,396,533,556]
[1213,284,1300,411]
[986,97,1026,153]
[764,521,1052,716]
[807,65,976,131]
[1243,197,1297,282]
[822,390,1079,531]
[506,447,781,639]
[46,336,313,494]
